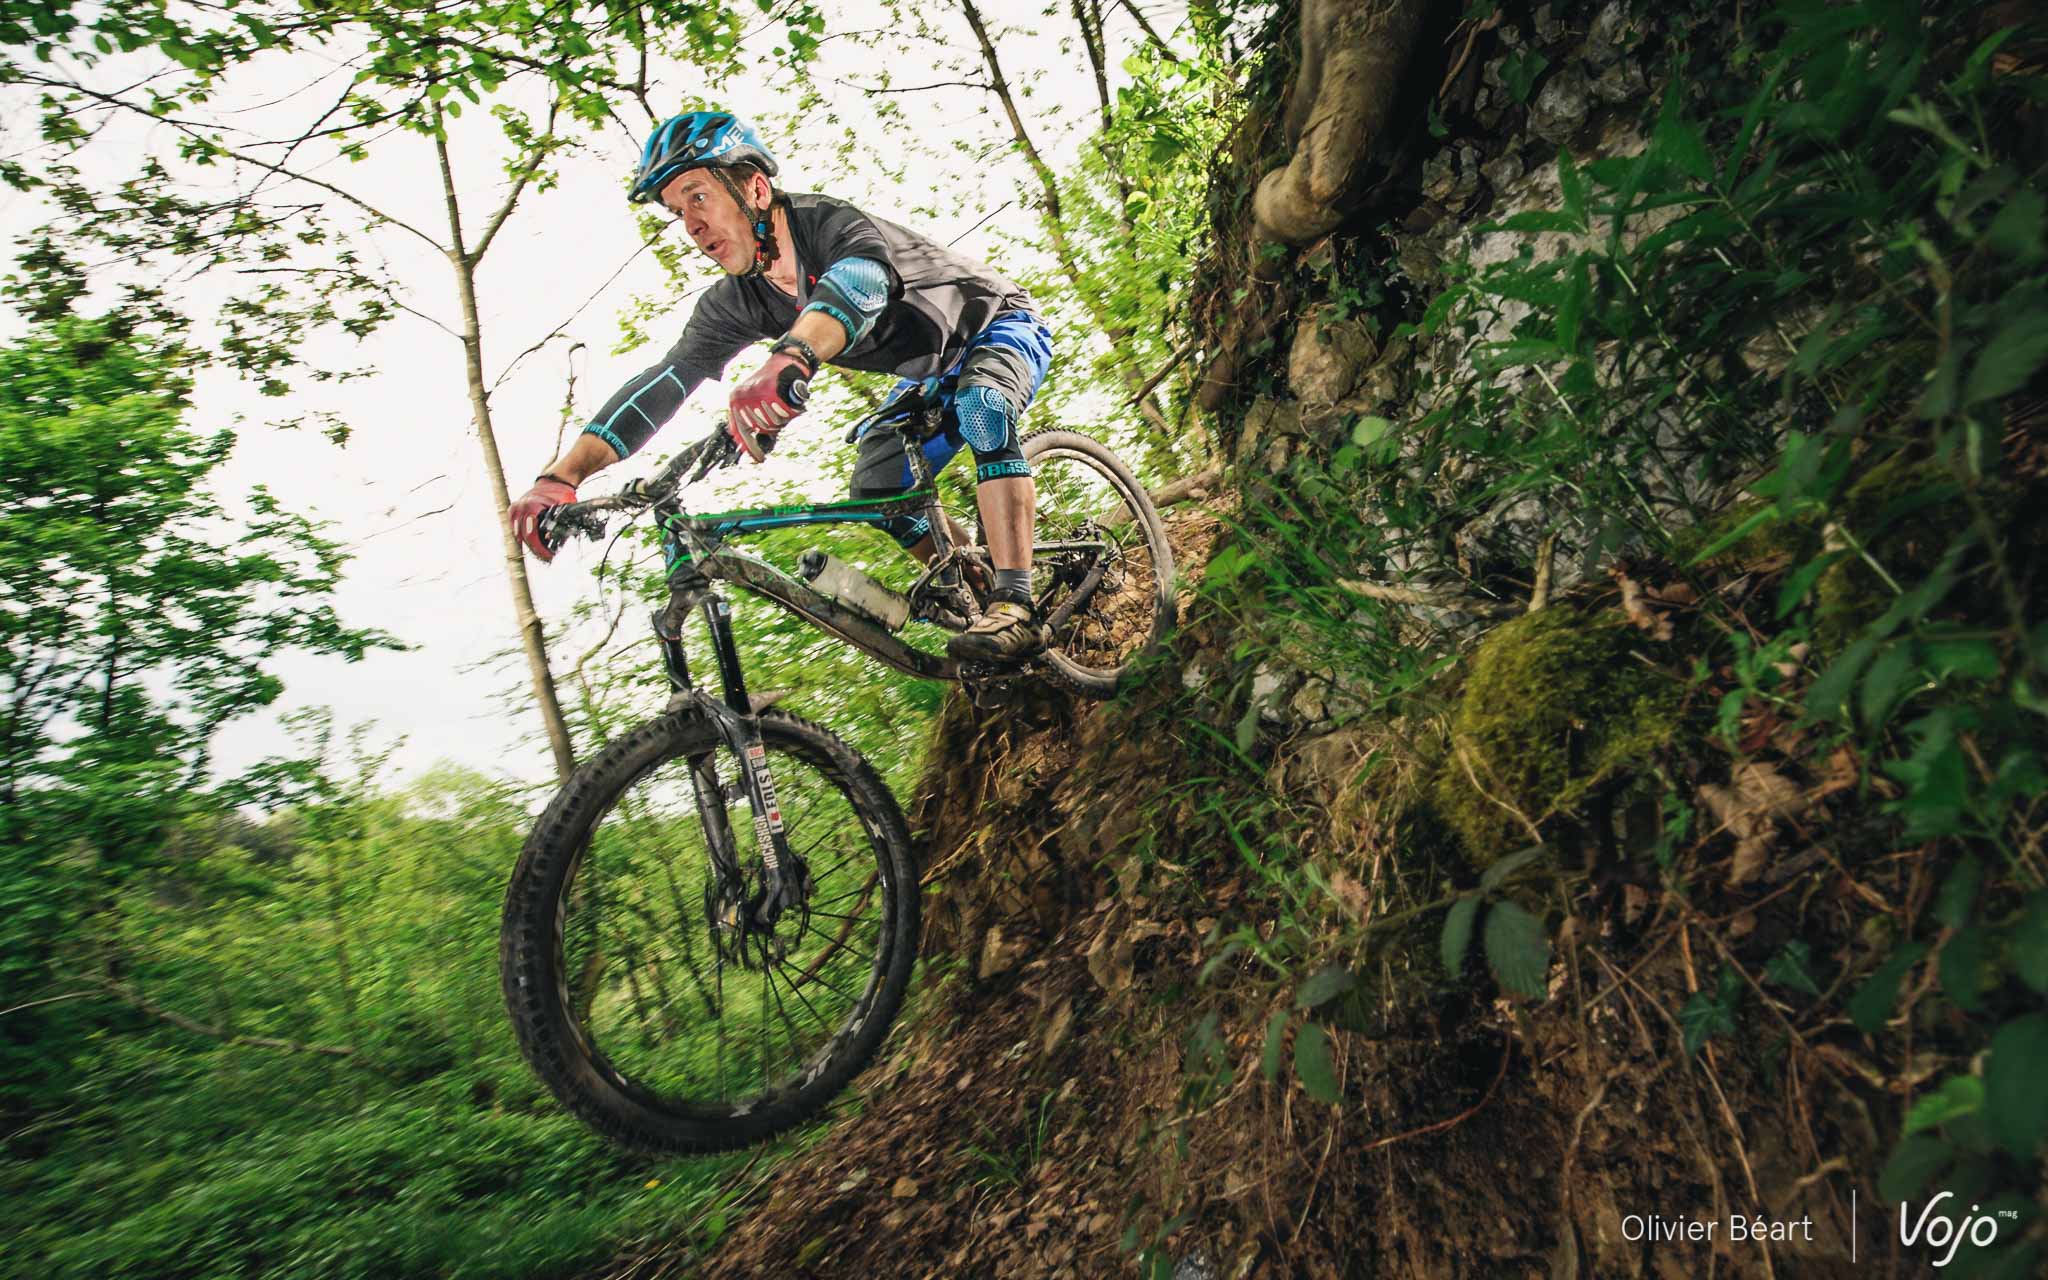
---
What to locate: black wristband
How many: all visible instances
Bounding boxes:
[536,472,576,488]
[771,334,821,375]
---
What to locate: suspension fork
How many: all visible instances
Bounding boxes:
[653,581,802,928]
[695,592,805,927]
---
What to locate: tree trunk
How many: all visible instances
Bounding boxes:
[433,130,576,781]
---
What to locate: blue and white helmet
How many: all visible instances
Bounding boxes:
[629,110,780,204]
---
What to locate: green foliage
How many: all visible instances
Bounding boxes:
[0,311,398,1109]
[1677,967,1742,1056]
[1177,1,2047,1259]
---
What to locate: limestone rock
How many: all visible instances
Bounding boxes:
[1287,310,1378,408]
[1529,64,1591,145]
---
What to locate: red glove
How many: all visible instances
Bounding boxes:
[509,475,576,562]
[727,350,811,462]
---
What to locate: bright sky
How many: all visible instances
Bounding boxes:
[0,2,1190,791]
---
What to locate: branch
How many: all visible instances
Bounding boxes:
[1113,0,1182,62]
[490,234,659,390]
[838,76,989,94]
[471,97,561,264]
[1126,337,1198,407]
[14,72,445,253]
[98,980,360,1059]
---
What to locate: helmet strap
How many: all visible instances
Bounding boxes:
[709,166,780,277]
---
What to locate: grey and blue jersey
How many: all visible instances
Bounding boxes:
[582,192,1042,460]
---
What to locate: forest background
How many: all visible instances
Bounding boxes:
[7,0,2048,1276]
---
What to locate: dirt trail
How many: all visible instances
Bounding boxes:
[592,504,1896,1280]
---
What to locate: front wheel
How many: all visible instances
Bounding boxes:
[1019,428,1177,697]
[499,708,919,1153]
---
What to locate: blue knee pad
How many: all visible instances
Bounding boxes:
[956,385,1030,483]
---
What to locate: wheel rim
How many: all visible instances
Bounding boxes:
[552,736,896,1117]
[1027,444,1169,682]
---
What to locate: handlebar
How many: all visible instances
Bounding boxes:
[538,373,813,552]
[537,420,742,550]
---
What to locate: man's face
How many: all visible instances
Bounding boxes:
[661,169,764,276]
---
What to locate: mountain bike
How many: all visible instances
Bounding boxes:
[498,381,1175,1152]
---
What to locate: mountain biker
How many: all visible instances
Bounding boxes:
[507,110,1054,663]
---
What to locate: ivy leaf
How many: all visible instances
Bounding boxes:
[1500,49,1549,104]
[1985,1014,2048,1158]
[1441,894,1480,976]
[1679,967,1743,1054]
[1764,941,1822,997]
[1483,901,1550,999]
[1849,942,1929,1033]
[1295,964,1355,1010]
[1292,1023,1342,1104]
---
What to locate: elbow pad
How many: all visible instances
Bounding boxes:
[803,256,891,348]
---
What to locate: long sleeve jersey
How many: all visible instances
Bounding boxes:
[581,192,1037,459]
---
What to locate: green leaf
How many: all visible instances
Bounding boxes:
[1490,210,1583,233]
[1922,633,2003,681]
[1292,1022,1342,1104]
[1878,1133,1955,1203]
[1764,941,1822,997]
[1474,338,1564,370]
[1849,942,1929,1033]
[1935,855,1984,929]
[1296,964,1356,1010]
[1558,148,1587,225]
[1500,49,1549,104]
[1985,1014,2048,1158]
[1964,306,2048,406]
[1653,86,1714,182]
[1261,1010,1288,1082]
[1483,901,1549,999]
[2014,892,2048,993]
[1905,1074,1985,1135]
[1859,642,1919,730]
[1940,927,1990,1013]
[1807,636,1879,723]
[1441,894,1480,976]
[1479,844,1547,892]
[1557,255,1587,352]
[1987,187,2046,264]
[1678,967,1743,1055]
[1351,416,1392,447]
[1688,506,1778,565]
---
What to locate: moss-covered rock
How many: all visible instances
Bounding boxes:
[1431,604,1683,867]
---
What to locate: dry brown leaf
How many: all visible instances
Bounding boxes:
[1328,870,1372,920]
[890,1176,920,1199]
[1616,572,1676,641]
[1698,763,1809,885]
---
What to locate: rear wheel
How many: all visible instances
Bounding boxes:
[1018,428,1176,697]
[500,709,919,1153]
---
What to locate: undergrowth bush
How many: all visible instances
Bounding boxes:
[1147,1,2048,1270]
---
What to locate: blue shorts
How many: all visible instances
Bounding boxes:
[849,311,1055,500]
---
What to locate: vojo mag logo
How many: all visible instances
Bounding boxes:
[1897,1193,2017,1267]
